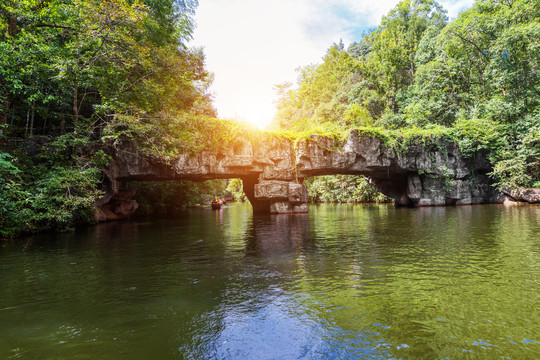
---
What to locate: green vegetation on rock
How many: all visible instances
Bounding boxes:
[0,133,103,237]
[272,0,539,196]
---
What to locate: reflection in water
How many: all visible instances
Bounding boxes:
[0,203,539,359]
[245,213,310,256]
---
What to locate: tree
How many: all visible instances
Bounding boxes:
[272,43,364,131]
[358,0,448,117]
[0,0,212,136]
[0,0,220,236]
[410,0,539,125]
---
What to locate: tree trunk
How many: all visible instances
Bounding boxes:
[60,113,65,135]
[0,97,8,125]
[73,82,79,130]
[29,104,35,136]
[7,13,19,37]
[0,98,8,150]
[25,109,30,136]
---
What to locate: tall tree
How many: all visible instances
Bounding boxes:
[272,43,364,131]
[410,0,539,125]
[359,0,447,116]
[0,0,212,136]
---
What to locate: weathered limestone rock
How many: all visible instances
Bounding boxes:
[294,131,503,207]
[95,190,139,221]
[98,129,506,218]
[254,180,289,199]
[252,180,308,213]
[503,188,540,203]
[288,183,309,203]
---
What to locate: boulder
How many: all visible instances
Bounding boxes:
[504,188,540,203]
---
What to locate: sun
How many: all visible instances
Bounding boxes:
[242,114,273,130]
[218,102,275,130]
[210,78,278,130]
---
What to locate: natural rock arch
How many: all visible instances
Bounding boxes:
[96,130,503,220]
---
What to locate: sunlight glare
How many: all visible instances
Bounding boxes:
[214,91,276,130]
[235,115,273,130]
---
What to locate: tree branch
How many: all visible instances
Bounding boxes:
[451,29,490,62]
[32,23,75,30]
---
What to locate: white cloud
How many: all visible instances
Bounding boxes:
[441,0,476,20]
[190,0,474,128]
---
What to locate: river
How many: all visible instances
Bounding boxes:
[1,203,539,359]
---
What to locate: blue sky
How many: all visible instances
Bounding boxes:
[190,0,474,128]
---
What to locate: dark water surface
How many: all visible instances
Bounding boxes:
[1,203,539,359]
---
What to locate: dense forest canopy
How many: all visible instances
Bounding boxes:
[0,0,215,137]
[272,0,539,192]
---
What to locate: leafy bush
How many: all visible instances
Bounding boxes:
[0,141,103,238]
[0,152,30,237]
[342,103,374,127]
[490,125,540,190]
[226,178,247,202]
[30,167,102,232]
[305,175,392,203]
[403,101,432,127]
[451,118,504,158]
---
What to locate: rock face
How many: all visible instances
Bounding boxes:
[503,188,540,203]
[98,130,505,218]
[295,131,503,207]
[95,190,138,221]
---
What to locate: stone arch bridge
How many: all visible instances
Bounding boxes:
[97,130,502,220]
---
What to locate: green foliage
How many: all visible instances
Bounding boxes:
[490,118,540,190]
[226,178,247,202]
[359,0,448,116]
[0,0,213,134]
[90,150,113,167]
[103,114,261,160]
[410,0,539,125]
[0,147,102,238]
[305,175,392,203]
[271,43,360,131]
[30,166,102,232]
[343,103,374,127]
[0,151,30,237]
[452,118,503,157]
[403,102,431,127]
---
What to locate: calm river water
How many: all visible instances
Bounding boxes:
[1,203,539,359]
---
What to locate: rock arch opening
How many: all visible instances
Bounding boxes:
[97,130,503,220]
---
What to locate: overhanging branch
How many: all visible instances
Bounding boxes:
[32,23,75,30]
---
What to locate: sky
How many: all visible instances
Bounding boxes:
[190,0,475,129]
